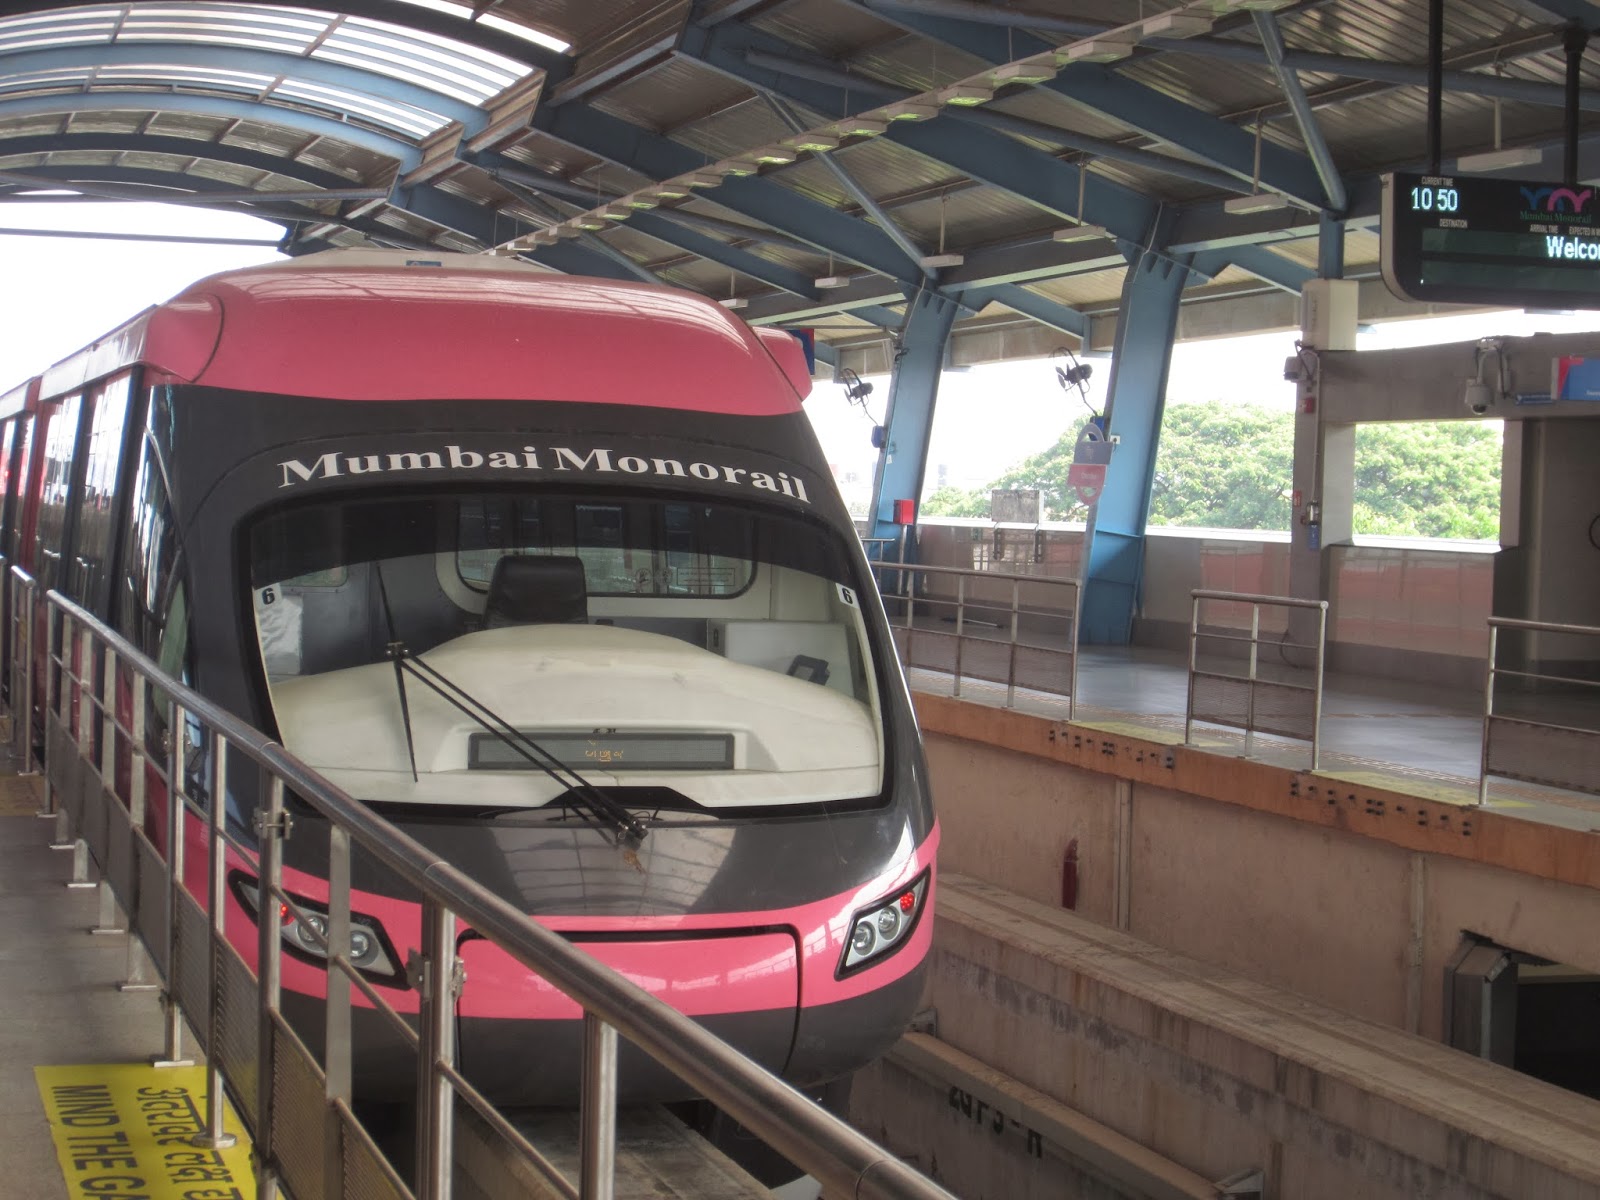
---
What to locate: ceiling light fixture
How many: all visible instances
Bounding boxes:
[834,116,890,138]
[879,100,940,122]
[1226,113,1286,215]
[1059,39,1135,63]
[753,147,799,165]
[992,58,1058,86]
[684,171,723,188]
[788,133,842,152]
[1456,146,1542,172]
[937,83,994,107]
[814,275,851,288]
[1140,12,1213,38]
[599,204,632,221]
[1053,224,1108,242]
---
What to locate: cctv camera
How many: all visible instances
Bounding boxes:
[1463,379,1492,415]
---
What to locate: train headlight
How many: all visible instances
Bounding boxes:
[838,869,930,977]
[230,872,400,982]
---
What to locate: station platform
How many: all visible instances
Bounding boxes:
[7,639,1599,1199]
[909,642,1600,833]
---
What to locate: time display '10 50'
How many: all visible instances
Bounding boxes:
[1408,185,1461,213]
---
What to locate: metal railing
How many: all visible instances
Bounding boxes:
[1480,616,1600,804]
[870,561,1080,713]
[15,572,956,1200]
[1185,590,1328,769]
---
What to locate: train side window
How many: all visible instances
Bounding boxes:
[5,414,34,570]
[72,374,135,615]
[34,393,83,591]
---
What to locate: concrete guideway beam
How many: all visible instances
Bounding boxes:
[868,290,963,542]
[1081,249,1191,645]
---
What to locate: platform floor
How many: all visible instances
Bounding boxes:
[907,642,1600,834]
[0,774,170,1200]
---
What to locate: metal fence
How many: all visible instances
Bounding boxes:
[1479,616,1600,804]
[1185,590,1329,769]
[12,568,956,1200]
[870,561,1080,713]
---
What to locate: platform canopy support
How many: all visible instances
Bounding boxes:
[867,290,964,544]
[1080,251,1191,644]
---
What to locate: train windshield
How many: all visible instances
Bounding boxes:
[247,490,885,812]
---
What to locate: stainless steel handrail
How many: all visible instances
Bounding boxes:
[1186,589,1328,768]
[29,584,956,1200]
[869,560,1080,712]
[1480,615,1600,804]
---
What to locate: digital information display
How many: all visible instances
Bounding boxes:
[469,731,735,771]
[1381,171,1600,309]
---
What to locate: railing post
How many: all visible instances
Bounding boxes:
[1185,593,1200,746]
[20,577,41,782]
[193,733,238,1151]
[1244,603,1261,759]
[324,823,354,1200]
[156,699,194,1068]
[1479,622,1498,806]
[120,675,158,992]
[1310,603,1327,772]
[256,773,287,1200]
[952,574,965,699]
[1068,583,1081,722]
[1006,579,1020,708]
[416,898,457,1200]
[580,1012,619,1200]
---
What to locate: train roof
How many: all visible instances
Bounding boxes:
[29,250,812,416]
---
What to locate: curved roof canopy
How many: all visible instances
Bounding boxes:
[0,0,1596,363]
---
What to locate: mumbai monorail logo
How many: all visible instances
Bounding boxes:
[1519,186,1593,224]
[276,444,812,504]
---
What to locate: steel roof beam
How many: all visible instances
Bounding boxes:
[1518,0,1600,32]
[1253,12,1347,213]
[1217,244,1316,294]
[739,47,1257,197]
[761,94,932,278]
[962,284,1088,339]
[623,207,821,298]
[0,132,356,189]
[0,92,422,167]
[863,0,1590,110]
[0,43,487,134]
[0,0,570,74]
[531,101,925,284]
[847,1,1328,208]
[0,163,367,225]
[0,168,384,207]
[680,24,1160,243]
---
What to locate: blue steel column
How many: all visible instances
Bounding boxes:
[867,290,962,542]
[1080,252,1191,643]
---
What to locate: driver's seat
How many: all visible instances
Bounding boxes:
[483,555,588,627]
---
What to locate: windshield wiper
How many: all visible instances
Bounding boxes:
[389,647,648,852]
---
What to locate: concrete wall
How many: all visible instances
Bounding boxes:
[923,721,1600,1040]
[867,877,1600,1200]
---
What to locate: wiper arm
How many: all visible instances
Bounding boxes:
[392,647,648,851]
[372,564,419,783]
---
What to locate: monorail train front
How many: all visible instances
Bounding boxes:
[162,251,937,1104]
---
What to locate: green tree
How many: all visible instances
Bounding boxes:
[922,401,1502,538]
[1352,421,1502,539]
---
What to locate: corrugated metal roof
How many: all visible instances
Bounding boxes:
[0,0,1596,360]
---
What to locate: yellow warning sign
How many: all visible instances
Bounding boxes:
[34,1064,255,1200]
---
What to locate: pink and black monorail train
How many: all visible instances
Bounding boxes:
[0,250,937,1104]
